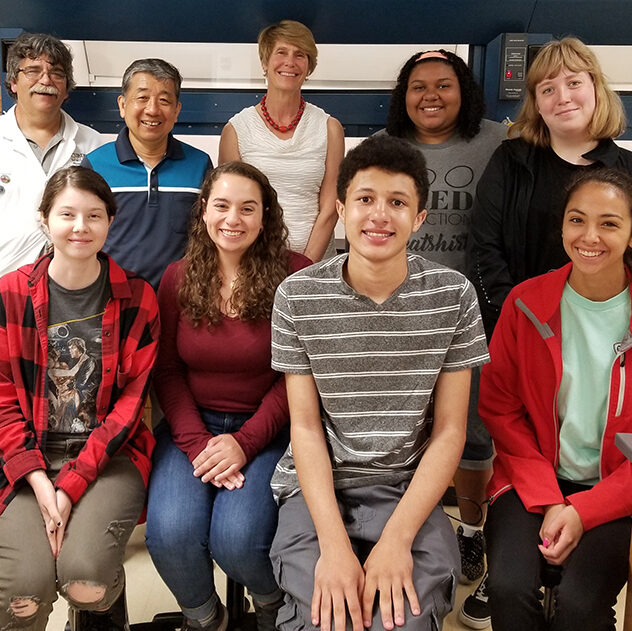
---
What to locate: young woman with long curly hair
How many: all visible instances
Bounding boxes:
[145,161,310,631]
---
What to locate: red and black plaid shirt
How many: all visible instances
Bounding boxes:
[0,253,159,515]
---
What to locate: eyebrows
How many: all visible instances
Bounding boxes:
[132,86,177,99]
[272,44,304,54]
[538,71,586,86]
[566,207,626,220]
[210,196,261,205]
[352,186,413,198]
[409,76,455,83]
[54,205,107,213]
[21,59,64,70]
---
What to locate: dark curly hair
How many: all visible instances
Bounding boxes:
[337,135,429,212]
[179,161,290,326]
[386,49,485,141]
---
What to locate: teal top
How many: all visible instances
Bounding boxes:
[557,282,630,484]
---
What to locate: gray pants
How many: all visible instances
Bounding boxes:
[270,481,458,631]
[0,440,145,631]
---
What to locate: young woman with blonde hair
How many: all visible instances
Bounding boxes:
[468,37,632,339]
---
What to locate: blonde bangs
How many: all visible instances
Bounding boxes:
[258,20,318,75]
[514,37,625,145]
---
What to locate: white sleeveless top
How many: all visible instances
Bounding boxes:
[229,102,333,256]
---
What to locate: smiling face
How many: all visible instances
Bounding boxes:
[44,186,112,266]
[264,39,309,91]
[11,54,68,119]
[203,173,264,259]
[563,180,632,299]
[405,61,461,144]
[337,167,426,265]
[117,72,181,152]
[535,67,596,142]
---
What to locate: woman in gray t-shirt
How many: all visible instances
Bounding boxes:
[385,49,506,629]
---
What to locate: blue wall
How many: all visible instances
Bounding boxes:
[2,0,632,45]
[3,1,632,137]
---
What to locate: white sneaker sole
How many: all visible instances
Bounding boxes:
[458,606,491,630]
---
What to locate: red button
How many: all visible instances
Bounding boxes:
[506,70,512,78]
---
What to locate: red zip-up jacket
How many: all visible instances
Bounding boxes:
[0,253,159,515]
[480,263,632,531]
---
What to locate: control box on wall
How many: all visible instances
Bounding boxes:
[483,32,552,123]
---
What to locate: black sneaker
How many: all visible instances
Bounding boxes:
[456,525,485,583]
[459,572,491,630]
[253,595,284,631]
[182,605,229,631]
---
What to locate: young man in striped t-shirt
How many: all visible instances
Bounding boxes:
[270,135,489,631]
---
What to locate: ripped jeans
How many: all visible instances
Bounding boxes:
[0,437,145,631]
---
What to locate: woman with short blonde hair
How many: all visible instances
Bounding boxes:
[257,20,318,76]
[219,20,344,262]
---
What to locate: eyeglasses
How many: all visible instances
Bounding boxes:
[17,66,67,82]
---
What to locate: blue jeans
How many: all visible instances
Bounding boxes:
[146,410,288,621]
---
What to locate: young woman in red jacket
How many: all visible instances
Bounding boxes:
[481,168,632,630]
[0,167,159,631]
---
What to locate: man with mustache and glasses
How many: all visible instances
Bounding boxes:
[0,32,102,278]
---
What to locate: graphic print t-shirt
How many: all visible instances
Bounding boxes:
[402,120,506,273]
[47,261,111,434]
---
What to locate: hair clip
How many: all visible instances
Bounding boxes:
[415,51,449,62]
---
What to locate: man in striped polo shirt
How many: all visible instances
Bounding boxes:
[270,135,489,631]
[83,58,211,289]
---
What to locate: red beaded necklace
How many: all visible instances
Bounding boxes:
[260,94,306,132]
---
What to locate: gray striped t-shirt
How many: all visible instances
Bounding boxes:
[270,253,489,501]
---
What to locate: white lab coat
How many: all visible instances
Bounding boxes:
[0,105,102,277]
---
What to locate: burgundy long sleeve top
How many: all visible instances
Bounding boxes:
[154,252,311,463]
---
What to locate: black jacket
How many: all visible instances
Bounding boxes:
[466,137,632,339]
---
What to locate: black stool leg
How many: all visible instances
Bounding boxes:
[542,563,563,623]
[128,580,255,630]
[226,578,256,631]
[130,612,183,630]
[227,578,246,622]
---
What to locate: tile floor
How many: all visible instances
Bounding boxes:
[46,518,626,630]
